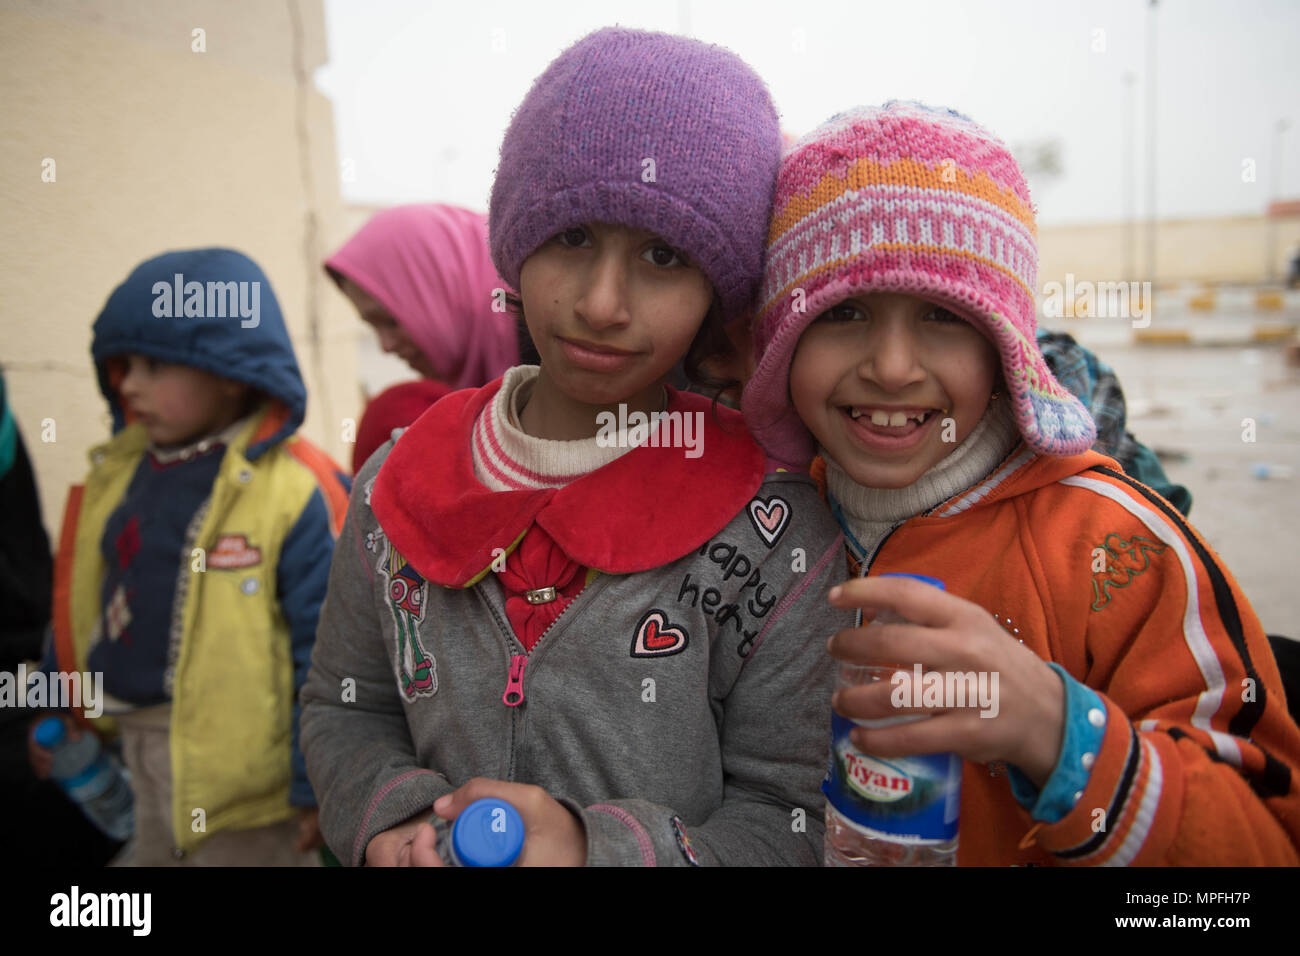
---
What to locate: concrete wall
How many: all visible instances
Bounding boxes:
[0,0,362,540]
[1040,214,1300,287]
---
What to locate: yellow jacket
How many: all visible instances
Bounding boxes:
[53,404,347,853]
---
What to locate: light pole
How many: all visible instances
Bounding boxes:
[1145,0,1159,288]
[1123,71,1137,282]
[1268,118,1290,283]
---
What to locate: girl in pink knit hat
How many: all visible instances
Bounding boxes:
[743,101,1300,865]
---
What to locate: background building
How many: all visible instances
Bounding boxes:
[1,0,359,538]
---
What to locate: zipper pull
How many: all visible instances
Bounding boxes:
[502,654,527,707]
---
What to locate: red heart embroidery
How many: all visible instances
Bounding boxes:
[632,610,689,657]
[643,618,676,649]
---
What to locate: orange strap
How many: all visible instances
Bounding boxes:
[51,484,89,727]
[285,437,349,536]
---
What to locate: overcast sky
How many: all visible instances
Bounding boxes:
[315,0,1299,225]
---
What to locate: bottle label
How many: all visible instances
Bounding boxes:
[822,713,962,843]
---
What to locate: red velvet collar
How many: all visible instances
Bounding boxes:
[372,378,766,587]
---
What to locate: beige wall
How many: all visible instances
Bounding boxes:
[1040,214,1300,287]
[0,0,363,540]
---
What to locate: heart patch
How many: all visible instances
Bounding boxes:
[747,496,790,548]
[630,609,689,658]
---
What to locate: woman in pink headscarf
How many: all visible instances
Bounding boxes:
[326,204,519,472]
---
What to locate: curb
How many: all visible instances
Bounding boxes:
[1040,285,1299,347]
[1047,319,1298,348]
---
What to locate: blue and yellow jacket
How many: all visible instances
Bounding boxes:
[51,248,349,853]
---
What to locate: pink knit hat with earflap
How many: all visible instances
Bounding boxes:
[742,102,1096,468]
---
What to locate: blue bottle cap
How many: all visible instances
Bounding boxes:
[880,573,946,591]
[451,798,525,867]
[33,717,67,749]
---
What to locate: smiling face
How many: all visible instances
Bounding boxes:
[789,292,1002,489]
[116,354,250,448]
[338,276,439,380]
[516,222,714,437]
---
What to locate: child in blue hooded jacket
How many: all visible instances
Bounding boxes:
[31,248,350,865]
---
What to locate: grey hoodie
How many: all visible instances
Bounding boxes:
[301,422,849,867]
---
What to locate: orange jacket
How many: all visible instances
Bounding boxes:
[816,445,1300,865]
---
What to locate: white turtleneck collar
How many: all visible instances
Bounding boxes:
[472,365,638,491]
[824,396,1022,561]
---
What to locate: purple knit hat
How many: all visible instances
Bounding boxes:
[488,27,781,324]
[742,101,1096,467]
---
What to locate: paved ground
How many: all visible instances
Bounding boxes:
[1096,340,1299,637]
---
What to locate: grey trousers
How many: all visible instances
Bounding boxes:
[112,703,319,867]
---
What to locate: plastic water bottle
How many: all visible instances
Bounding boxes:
[1250,463,1294,480]
[34,717,134,842]
[431,798,525,867]
[823,573,961,866]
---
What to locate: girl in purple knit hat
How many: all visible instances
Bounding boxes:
[300,27,852,866]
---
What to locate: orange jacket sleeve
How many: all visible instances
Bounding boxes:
[1030,465,1300,865]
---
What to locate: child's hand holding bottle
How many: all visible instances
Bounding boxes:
[366,778,586,867]
[827,575,1066,788]
[407,779,586,867]
[27,714,80,779]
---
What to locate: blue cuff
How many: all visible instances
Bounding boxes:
[1007,663,1107,823]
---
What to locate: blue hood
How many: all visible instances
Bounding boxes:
[91,248,308,459]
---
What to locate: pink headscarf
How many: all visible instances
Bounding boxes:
[325,204,519,390]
